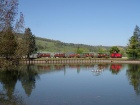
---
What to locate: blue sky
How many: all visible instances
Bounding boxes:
[18,0,140,46]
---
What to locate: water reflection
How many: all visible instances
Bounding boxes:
[0,63,140,105]
[0,69,25,105]
[91,64,109,76]
[37,64,96,74]
[126,64,140,95]
[110,64,122,74]
[19,65,39,96]
[37,64,110,73]
[0,90,25,105]
[0,64,39,105]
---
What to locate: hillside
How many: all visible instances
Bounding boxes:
[35,37,126,54]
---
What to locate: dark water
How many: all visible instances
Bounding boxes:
[0,63,140,105]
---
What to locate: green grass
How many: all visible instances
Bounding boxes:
[35,57,128,61]
[35,37,126,53]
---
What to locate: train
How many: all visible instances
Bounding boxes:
[35,52,122,58]
[37,53,51,58]
[110,52,122,58]
[97,52,122,58]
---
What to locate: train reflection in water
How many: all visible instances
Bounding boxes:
[36,63,123,76]
[110,64,122,74]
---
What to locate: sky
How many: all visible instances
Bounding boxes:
[18,0,140,46]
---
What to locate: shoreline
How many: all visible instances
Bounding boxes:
[19,58,140,64]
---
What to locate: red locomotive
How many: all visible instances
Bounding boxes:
[110,52,122,58]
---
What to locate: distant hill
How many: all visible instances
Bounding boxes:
[35,36,127,54]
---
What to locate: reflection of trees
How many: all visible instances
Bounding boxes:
[126,64,140,95]
[0,64,39,104]
[0,69,26,105]
[0,70,18,99]
[37,64,110,75]
[37,64,97,75]
[69,64,82,74]
[19,65,39,97]
[110,64,122,74]
[0,91,26,105]
[0,90,26,105]
[98,63,109,69]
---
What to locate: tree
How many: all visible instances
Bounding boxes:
[133,25,140,41]
[0,0,18,31]
[76,47,83,54]
[0,27,17,59]
[23,28,37,59]
[118,47,126,57]
[14,13,25,59]
[98,47,107,53]
[15,37,26,58]
[109,46,120,54]
[0,0,24,60]
[126,26,140,59]
[14,12,25,33]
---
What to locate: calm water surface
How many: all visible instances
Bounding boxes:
[0,63,140,105]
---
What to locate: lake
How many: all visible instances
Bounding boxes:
[0,63,140,105]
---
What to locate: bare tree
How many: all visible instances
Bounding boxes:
[14,12,25,34]
[0,0,18,31]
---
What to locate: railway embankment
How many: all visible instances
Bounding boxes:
[19,58,140,64]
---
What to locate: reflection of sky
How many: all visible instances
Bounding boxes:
[25,64,140,105]
[0,64,140,105]
[0,83,3,90]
